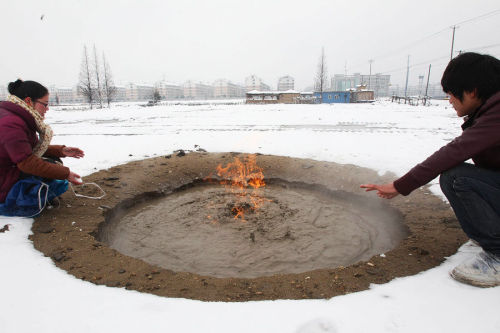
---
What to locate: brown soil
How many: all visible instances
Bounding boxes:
[31,152,467,301]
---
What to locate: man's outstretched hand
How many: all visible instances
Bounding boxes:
[360,182,400,199]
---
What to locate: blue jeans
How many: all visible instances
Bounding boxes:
[440,163,500,256]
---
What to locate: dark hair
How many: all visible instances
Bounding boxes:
[441,52,500,102]
[7,79,48,101]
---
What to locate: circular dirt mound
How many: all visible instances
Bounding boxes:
[31,152,467,301]
[100,179,408,278]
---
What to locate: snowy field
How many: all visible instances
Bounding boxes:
[1,100,499,333]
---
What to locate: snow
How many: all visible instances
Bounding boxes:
[1,100,499,333]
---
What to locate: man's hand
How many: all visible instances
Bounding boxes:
[360,182,400,199]
[62,147,85,158]
[68,171,83,185]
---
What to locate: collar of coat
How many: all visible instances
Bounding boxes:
[5,95,53,157]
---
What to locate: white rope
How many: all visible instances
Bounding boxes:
[19,181,106,218]
[18,181,105,218]
[24,182,49,218]
[69,182,106,200]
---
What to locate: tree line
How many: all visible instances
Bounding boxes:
[78,45,116,109]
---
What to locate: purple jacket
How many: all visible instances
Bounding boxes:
[394,91,500,195]
[0,101,41,202]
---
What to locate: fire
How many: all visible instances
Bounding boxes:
[212,154,268,220]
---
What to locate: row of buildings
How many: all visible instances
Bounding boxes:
[0,75,297,104]
[1,72,448,104]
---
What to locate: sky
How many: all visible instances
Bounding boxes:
[1,0,499,90]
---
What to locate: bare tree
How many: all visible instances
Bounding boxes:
[78,45,94,109]
[102,53,117,108]
[314,47,328,93]
[92,45,103,108]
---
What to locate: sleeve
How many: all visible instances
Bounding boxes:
[44,145,66,158]
[17,154,70,180]
[0,119,35,164]
[394,108,500,195]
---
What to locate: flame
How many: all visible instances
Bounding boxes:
[213,154,267,220]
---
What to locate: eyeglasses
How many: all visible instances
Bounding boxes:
[35,100,49,108]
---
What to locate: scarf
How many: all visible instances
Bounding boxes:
[7,94,53,157]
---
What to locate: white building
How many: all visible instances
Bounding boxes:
[183,81,214,100]
[277,75,294,91]
[213,79,245,98]
[125,83,155,101]
[48,86,85,104]
[245,75,270,92]
[113,86,127,102]
[157,81,183,100]
[331,73,390,98]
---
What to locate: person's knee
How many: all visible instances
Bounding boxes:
[440,163,472,192]
[452,176,476,192]
[440,168,456,192]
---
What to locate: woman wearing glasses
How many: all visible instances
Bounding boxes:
[0,79,84,216]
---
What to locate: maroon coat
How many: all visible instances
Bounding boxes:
[394,91,500,195]
[0,101,68,202]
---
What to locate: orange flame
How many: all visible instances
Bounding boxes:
[214,154,267,220]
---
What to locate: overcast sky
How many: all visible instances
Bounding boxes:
[1,0,499,90]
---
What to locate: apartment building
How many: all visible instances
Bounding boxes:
[277,75,294,91]
[157,81,183,100]
[213,79,245,98]
[183,81,214,99]
[125,83,155,101]
[245,75,270,92]
[331,73,390,98]
[112,86,127,101]
[48,86,85,104]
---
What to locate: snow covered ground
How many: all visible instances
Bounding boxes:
[1,100,499,333]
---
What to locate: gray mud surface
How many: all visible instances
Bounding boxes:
[102,180,407,278]
[31,152,467,301]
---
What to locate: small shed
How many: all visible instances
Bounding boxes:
[350,90,375,103]
[297,92,316,104]
[313,91,351,103]
[246,90,301,104]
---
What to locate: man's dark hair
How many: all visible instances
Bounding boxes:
[441,52,500,102]
[8,79,48,101]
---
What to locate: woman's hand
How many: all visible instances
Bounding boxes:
[68,171,83,185]
[360,182,400,199]
[62,147,85,158]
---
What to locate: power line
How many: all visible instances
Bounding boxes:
[453,8,500,26]
[378,55,449,75]
[350,8,500,70]
[461,42,500,52]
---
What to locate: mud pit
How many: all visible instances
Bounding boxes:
[101,180,407,278]
[31,152,467,301]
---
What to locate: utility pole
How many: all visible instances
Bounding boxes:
[450,26,456,60]
[368,59,373,91]
[404,55,410,98]
[424,64,432,106]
